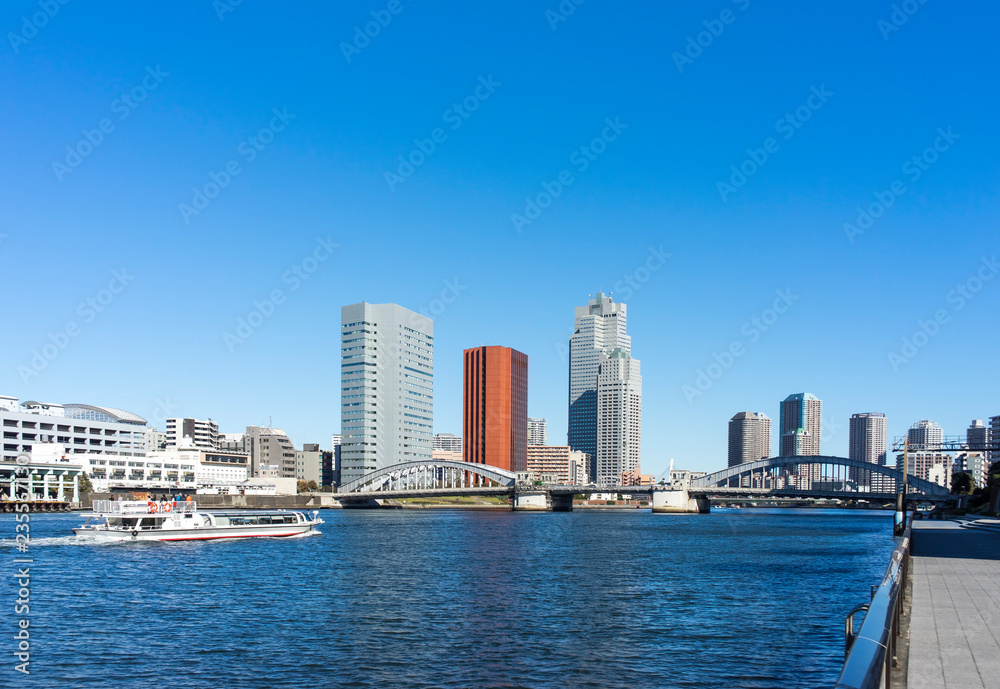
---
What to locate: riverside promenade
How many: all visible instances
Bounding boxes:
[908,519,1000,689]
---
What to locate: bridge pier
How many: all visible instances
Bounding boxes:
[513,492,548,511]
[549,494,574,512]
[651,488,710,514]
[337,497,384,509]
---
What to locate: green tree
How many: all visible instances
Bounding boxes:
[306,480,318,491]
[951,471,975,495]
[78,472,93,493]
[296,479,308,494]
[988,462,1000,514]
[988,461,1000,490]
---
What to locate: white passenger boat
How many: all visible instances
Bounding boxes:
[73,500,323,542]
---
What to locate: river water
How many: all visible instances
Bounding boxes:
[2,508,896,688]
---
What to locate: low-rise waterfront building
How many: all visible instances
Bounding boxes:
[235,426,296,478]
[296,443,323,486]
[897,450,952,489]
[526,446,588,484]
[1,394,149,463]
[433,433,462,453]
[432,449,463,463]
[954,452,989,488]
[19,439,250,494]
[165,417,219,449]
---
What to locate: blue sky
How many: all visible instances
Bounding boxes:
[1,0,997,474]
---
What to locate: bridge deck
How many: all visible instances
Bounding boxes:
[908,520,1000,689]
[336,486,512,501]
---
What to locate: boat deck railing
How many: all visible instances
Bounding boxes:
[93,500,198,515]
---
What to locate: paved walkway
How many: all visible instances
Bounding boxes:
[908,520,1000,689]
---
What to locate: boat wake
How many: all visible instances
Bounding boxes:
[0,535,133,547]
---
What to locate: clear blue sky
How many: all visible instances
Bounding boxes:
[1,0,997,474]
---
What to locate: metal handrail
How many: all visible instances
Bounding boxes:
[844,603,870,657]
[833,515,913,689]
[92,499,197,514]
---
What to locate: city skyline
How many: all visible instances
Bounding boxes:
[2,2,997,475]
[4,306,998,475]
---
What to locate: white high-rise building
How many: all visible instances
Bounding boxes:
[341,302,433,483]
[568,292,630,472]
[907,420,943,450]
[527,417,547,446]
[596,349,641,486]
[849,413,887,488]
[165,417,219,450]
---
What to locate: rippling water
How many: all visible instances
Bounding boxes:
[1,508,895,688]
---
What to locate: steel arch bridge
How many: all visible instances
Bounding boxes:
[337,460,519,494]
[690,455,949,496]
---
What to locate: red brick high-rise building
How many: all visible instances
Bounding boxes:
[463,346,528,473]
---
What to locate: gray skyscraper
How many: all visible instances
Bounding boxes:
[568,292,630,474]
[907,420,942,450]
[728,412,771,467]
[779,393,822,456]
[967,420,989,450]
[596,349,641,485]
[849,412,887,487]
[340,302,433,483]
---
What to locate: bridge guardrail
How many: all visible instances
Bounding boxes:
[833,514,912,689]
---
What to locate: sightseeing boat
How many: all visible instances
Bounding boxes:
[73,500,323,542]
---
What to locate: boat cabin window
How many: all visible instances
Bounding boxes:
[108,518,140,528]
